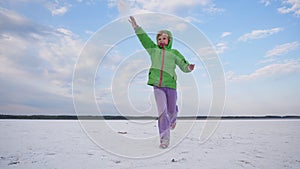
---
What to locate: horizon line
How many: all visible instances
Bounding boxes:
[0,114,300,120]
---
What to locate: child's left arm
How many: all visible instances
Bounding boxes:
[174,49,195,73]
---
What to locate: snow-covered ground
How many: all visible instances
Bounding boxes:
[0,119,299,169]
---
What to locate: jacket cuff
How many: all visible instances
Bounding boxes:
[134,26,141,32]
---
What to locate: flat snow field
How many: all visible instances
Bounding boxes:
[0,119,299,169]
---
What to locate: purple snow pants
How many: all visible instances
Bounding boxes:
[153,86,178,143]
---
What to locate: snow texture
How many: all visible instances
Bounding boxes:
[0,120,299,169]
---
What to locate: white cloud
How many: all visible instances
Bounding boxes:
[57,28,75,36]
[112,0,221,16]
[216,42,228,54]
[100,50,124,71]
[116,0,131,16]
[238,27,283,42]
[45,1,71,16]
[221,32,231,38]
[139,0,209,12]
[128,14,193,32]
[260,0,271,6]
[197,46,216,58]
[259,0,300,17]
[184,16,202,23]
[226,60,300,82]
[0,27,82,96]
[278,0,300,17]
[85,30,94,36]
[202,3,225,14]
[256,58,277,65]
[0,7,28,24]
[197,42,227,56]
[0,8,84,114]
[265,41,300,57]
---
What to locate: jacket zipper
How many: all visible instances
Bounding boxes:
[158,46,165,87]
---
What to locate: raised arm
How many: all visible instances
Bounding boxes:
[129,16,156,50]
[128,16,138,30]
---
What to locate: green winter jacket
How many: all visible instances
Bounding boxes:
[135,27,191,89]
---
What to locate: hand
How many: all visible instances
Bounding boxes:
[128,16,138,29]
[188,64,195,71]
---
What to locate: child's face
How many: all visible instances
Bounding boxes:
[157,33,169,46]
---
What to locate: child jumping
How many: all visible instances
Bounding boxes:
[129,16,195,149]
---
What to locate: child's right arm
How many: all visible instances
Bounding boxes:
[128,16,138,30]
[129,16,156,50]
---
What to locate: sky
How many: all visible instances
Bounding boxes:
[0,0,300,116]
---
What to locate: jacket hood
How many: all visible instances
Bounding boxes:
[156,30,173,49]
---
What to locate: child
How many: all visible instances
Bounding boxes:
[129,16,195,149]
